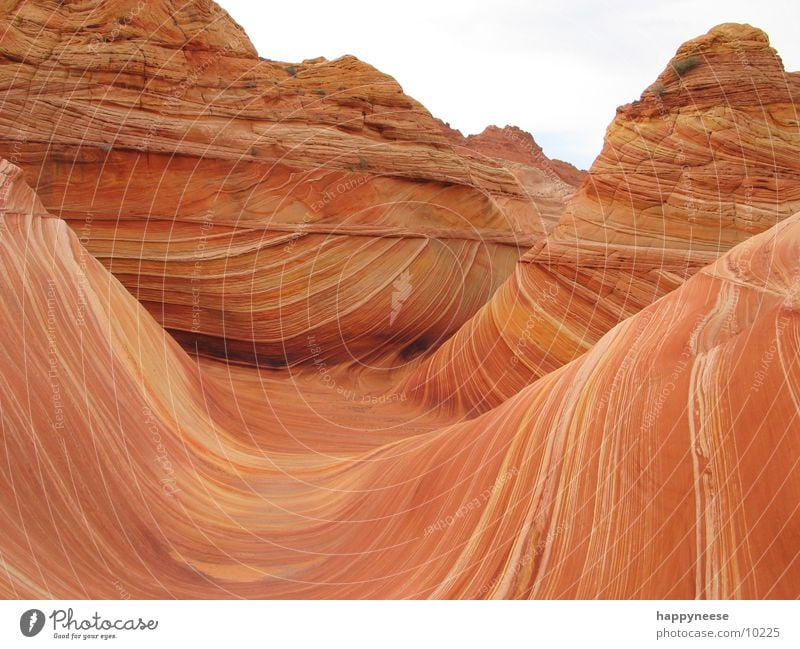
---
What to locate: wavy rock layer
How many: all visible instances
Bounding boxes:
[0,0,580,367]
[1,161,798,598]
[402,23,800,414]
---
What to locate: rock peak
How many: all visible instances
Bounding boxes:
[619,22,796,117]
[3,0,258,59]
[464,125,584,185]
[675,22,771,57]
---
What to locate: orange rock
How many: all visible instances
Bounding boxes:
[402,23,800,414]
[465,125,585,188]
[0,1,798,603]
[1,159,798,598]
[0,0,578,367]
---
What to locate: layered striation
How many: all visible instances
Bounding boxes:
[459,125,584,230]
[0,0,798,603]
[401,23,800,414]
[1,159,798,598]
[0,0,580,367]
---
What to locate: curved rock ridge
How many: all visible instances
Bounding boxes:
[1,159,798,598]
[401,23,800,414]
[0,0,579,367]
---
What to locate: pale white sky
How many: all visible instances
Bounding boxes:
[217,0,800,169]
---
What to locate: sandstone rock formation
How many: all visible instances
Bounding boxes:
[1,159,798,598]
[401,23,800,415]
[0,0,580,367]
[460,125,584,231]
[0,0,798,602]
[465,125,584,187]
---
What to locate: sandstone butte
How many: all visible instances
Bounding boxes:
[0,0,581,368]
[0,0,798,600]
[401,22,800,415]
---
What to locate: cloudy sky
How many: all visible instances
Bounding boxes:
[218,0,799,169]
